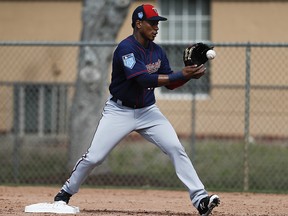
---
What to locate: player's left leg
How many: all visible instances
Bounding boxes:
[135,105,219,212]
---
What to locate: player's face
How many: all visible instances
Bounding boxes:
[141,20,159,41]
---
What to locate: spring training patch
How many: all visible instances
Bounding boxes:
[122,53,136,69]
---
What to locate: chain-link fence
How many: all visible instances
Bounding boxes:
[0,42,287,193]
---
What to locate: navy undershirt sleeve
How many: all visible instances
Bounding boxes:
[135,71,187,88]
[135,73,158,88]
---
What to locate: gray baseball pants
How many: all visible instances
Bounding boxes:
[61,98,208,208]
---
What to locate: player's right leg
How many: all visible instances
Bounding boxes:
[54,100,136,203]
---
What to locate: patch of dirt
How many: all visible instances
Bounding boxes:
[0,186,287,215]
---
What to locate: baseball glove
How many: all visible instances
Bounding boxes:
[183,43,213,66]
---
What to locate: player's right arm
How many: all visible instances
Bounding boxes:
[160,64,206,87]
[155,46,206,89]
[135,64,206,89]
[117,40,205,89]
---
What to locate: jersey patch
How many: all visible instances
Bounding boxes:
[146,59,161,74]
[122,53,136,69]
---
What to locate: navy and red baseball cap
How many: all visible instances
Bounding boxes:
[132,4,167,27]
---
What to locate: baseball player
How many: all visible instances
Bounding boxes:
[54,4,220,216]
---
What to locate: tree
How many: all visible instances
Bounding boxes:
[68,0,131,172]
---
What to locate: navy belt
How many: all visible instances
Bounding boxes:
[111,96,144,109]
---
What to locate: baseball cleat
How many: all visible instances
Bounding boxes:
[54,189,72,204]
[197,194,220,216]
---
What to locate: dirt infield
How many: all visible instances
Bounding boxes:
[0,186,287,216]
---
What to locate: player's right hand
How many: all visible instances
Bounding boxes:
[182,64,206,80]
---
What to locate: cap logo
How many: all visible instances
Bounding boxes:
[138,12,143,19]
[152,7,158,15]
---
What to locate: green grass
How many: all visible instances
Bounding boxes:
[1,137,288,193]
[106,139,288,193]
[0,142,69,184]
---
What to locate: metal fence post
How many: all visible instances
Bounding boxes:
[191,89,197,161]
[243,43,251,191]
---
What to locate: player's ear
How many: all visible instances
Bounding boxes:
[135,20,142,29]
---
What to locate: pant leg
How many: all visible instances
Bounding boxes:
[136,106,207,208]
[62,100,135,195]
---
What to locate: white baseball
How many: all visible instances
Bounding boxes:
[206,50,216,60]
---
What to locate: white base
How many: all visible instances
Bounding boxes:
[24,201,80,214]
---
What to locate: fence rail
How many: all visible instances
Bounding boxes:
[0,41,287,193]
